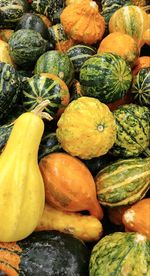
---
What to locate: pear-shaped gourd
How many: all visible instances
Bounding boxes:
[0,101,52,242]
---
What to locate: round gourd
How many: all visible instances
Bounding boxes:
[0,62,21,120]
[90,232,150,276]
[60,0,105,45]
[79,53,132,103]
[67,44,96,74]
[111,104,150,157]
[31,0,65,24]
[56,97,116,159]
[131,67,150,107]
[34,50,75,86]
[132,56,150,76]
[109,5,149,48]
[22,73,70,117]
[0,0,29,29]
[95,157,150,207]
[98,32,139,65]
[0,231,89,276]
[9,29,48,68]
[48,23,68,48]
[15,13,49,40]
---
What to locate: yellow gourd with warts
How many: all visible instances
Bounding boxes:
[0,100,52,242]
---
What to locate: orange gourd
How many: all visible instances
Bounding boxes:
[122,198,150,240]
[107,206,130,226]
[60,1,105,45]
[143,28,150,46]
[98,32,139,65]
[39,152,103,220]
[132,56,150,76]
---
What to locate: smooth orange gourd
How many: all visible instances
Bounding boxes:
[60,0,105,45]
[122,198,150,240]
[98,32,139,65]
[39,152,103,220]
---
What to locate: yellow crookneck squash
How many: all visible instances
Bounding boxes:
[0,100,52,242]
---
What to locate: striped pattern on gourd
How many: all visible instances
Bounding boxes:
[67,45,96,73]
[90,232,150,276]
[131,67,150,107]
[22,74,70,117]
[95,157,150,207]
[0,62,21,120]
[111,104,150,157]
[79,53,132,103]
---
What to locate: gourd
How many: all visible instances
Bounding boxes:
[109,5,149,48]
[22,73,70,117]
[0,62,21,120]
[67,44,97,74]
[31,0,65,24]
[95,157,150,207]
[39,152,103,219]
[107,206,130,225]
[36,203,103,242]
[9,29,48,68]
[79,53,132,103]
[34,50,75,86]
[0,0,29,29]
[60,0,105,45]
[38,131,62,160]
[122,198,150,239]
[132,56,150,76]
[143,28,150,46]
[56,97,116,159]
[0,40,14,65]
[15,13,49,40]
[48,23,75,52]
[97,32,139,65]
[0,29,14,42]
[111,104,150,157]
[131,67,150,107]
[0,231,89,276]
[89,232,150,276]
[0,101,52,242]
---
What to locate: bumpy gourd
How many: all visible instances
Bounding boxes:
[0,101,52,242]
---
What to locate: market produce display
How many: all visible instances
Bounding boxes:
[0,0,149,275]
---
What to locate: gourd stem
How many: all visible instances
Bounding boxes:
[32,100,53,121]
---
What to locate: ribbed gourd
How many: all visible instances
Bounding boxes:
[0,101,52,242]
[111,104,150,157]
[95,157,150,207]
[90,232,150,276]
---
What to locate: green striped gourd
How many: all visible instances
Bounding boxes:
[0,62,21,120]
[48,23,68,46]
[31,0,65,24]
[38,132,62,160]
[0,0,29,29]
[95,157,150,207]
[67,45,96,74]
[22,73,70,117]
[34,50,75,86]
[9,29,48,68]
[109,5,149,48]
[131,67,150,107]
[79,53,132,103]
[90,232,150,276]
[111,104,150,157]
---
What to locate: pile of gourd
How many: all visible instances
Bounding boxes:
[0,0,150,275]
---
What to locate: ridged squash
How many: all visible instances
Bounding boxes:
[0,101,52,242]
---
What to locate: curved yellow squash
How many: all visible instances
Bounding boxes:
[0,112,45,242]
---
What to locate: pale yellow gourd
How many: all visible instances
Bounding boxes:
[0,101,52,242]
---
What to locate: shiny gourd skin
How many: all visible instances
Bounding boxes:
[0,110,45,242]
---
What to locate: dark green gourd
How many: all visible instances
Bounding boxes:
[9,29,48,68]
[0,62,21,120]
[111,104,150,157]
[79,53,132,103]
[0,231,89,276]
[15,13,49,40]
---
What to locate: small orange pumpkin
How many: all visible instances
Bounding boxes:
[39,152,103,220]
[132,56,150,76]
[60,0,105,45]
[98,32,139,65]
[122,198,150,240]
